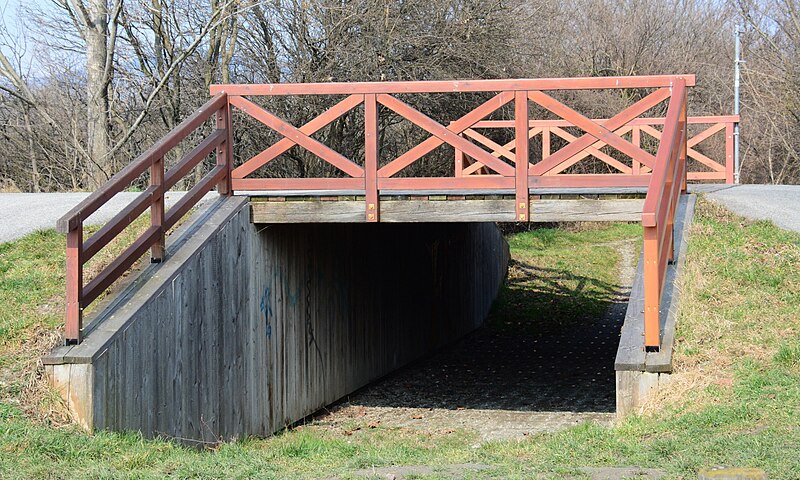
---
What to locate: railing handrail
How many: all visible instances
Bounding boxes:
[641,80,688,348]
[57,93,228,234]
[62,75,702,350]
[643,81,686,226]
[62,92,231,345]
[210,74,696,96]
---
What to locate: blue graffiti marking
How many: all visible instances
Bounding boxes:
[260,286,273,340]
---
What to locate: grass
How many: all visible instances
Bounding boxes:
[489,222,641,336]
[0,197,798,478]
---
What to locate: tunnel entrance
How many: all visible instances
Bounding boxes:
[312,225,637,441]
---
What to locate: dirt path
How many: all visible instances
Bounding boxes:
[312,238,638,442]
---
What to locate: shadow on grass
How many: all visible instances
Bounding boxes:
[338,257,629,414]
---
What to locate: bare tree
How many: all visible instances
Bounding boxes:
[0,0,798,190]
[51,0,123,187]
[736,0,800,184]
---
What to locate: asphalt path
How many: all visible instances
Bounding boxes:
[0,191,214,243]
[696,184,800,232]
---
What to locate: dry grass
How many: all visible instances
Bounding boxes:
[1,204,202,427]
[4,325,72,427]
[642,197,800,414]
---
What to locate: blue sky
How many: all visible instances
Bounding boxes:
[1,0,54,74]
[2,0,31,55]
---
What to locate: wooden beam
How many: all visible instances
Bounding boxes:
[250,198,645,224]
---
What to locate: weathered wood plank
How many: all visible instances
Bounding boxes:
[250,198,644,223]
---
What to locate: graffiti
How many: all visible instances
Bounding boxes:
[260,286,273,340]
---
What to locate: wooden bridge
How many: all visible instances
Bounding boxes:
[57,74,737,352]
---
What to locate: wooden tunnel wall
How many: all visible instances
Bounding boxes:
[46,198,509,444]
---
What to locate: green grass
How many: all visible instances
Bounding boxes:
[0,229,65,346]
[489,222,641,336]
[0,198,798,479]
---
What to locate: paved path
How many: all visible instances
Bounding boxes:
[691,184,800,232]
[0,192,214,243]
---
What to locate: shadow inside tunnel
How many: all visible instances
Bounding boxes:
[334,258,630,414]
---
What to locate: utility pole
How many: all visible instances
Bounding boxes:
[734,24,742,184]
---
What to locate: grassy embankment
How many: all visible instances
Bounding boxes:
[0,198,798,479]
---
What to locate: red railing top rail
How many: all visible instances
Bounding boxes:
[642,80,687,227]
[210,75,696,96]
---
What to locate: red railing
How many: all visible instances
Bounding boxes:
[61,75,697,349]
[58,93,232,344]
[642,80,687,348]
[212,75,695,226]
[456,115,738,184]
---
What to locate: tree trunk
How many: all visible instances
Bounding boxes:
[23,109,40,192]
[86,0,110,188]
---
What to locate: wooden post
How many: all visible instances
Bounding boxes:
[454,147,464,177]
[65,224,83,345]
[725,122,735,185]
[541,126,550,161]
[680,89,688,194]
[364,93,379,222]
[217,96,233,195]
[643,225,660,349]
[150,156,165,262]
[632,126,641,175]
[515,91,529,221]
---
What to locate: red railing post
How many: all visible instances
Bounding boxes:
[643,224,659,348]
[217,95,233,195]
[632,126,641,175]
[541,126,550,161]
[515,91,529,221]
[680,89,688,194]
[364,93,379,222]
[65,223,83,345]
[454,146,464,178]
[725,121,735,184]
[150,156,165,262]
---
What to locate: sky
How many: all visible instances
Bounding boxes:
[1,0,32,60]
[1,0,57,76]
[2,0,27,38]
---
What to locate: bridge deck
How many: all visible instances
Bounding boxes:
[248,188,646,223]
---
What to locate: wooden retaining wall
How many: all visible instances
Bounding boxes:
[44,196,509,444]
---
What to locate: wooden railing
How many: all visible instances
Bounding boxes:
[58,93,232,345]
[212,75,695,224]
[61,75,698,349]
[456,115,737,184]
[642,80,687,349]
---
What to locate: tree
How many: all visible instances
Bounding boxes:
[53,0,123,187]
[737,0,800,183]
